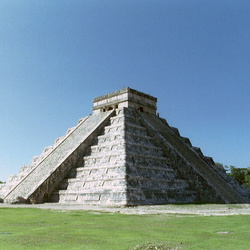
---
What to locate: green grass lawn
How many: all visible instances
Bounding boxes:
[0,207,249,249]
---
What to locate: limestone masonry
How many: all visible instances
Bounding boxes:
[1,88,250,205]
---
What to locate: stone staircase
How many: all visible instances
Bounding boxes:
[0,117,89,201]
[51,108,127,205]
[3,111,114,203]
[52,108,222,205]
[0,143,62,200]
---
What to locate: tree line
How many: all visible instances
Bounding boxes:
[216,163,250,190]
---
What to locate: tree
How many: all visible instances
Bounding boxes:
[215,162,230,173]
[215,163,250,190]
[244,175,250,190]
[229,166,250,190]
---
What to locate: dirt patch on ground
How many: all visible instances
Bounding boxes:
[1,203,250,216]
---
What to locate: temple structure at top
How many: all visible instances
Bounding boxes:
[93,87,157,114]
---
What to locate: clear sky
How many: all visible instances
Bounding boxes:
[1,0,250,181]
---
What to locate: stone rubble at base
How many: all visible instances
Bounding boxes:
[1,87,250,205]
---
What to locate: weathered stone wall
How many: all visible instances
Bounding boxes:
[54,107,229,206]
[93,87,157,114]
[4,110,115,204]
[123,108,223,205]
[0,118,91,201]
[139,112,249,203]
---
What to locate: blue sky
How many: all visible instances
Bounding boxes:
[1,0,250,181]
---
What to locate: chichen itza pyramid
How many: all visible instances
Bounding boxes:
[1,88,250,205]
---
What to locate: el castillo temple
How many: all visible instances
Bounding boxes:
[1,88,250,205]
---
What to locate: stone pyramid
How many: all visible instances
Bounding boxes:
[1,88,250,205]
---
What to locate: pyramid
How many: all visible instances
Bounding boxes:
[1,88,250,205]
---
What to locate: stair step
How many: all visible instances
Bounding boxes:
[203,156,215,165]
[193,147,203,156]
[53,106,218,206]
[181,137,192,146]
[170,127,180,136]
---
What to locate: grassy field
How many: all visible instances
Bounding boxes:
[0,207,249,249]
